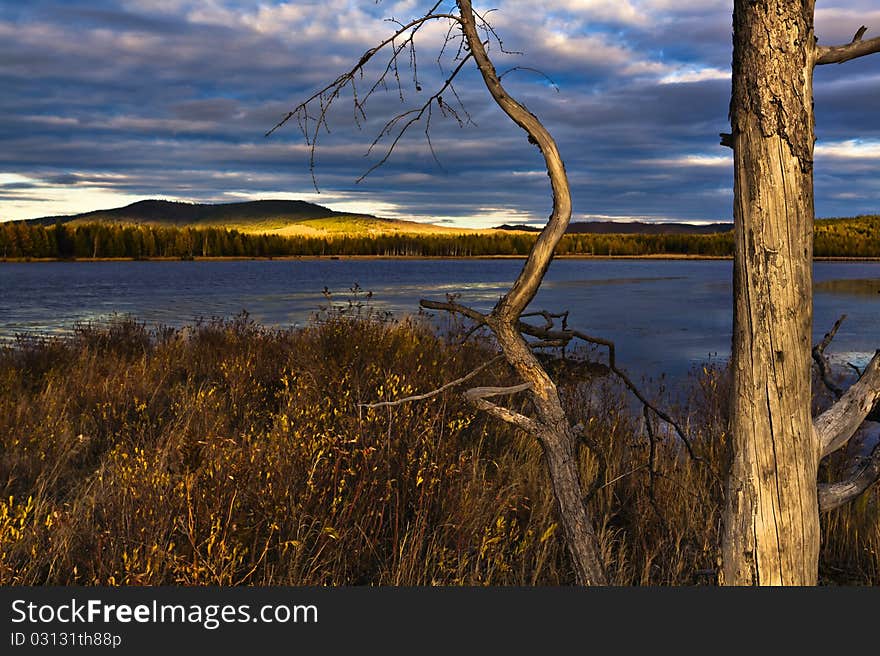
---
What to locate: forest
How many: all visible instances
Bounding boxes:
[1,214,878,260]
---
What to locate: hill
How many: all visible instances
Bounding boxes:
[28,199,466,236]
[28,201,739,238]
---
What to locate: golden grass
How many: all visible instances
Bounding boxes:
[0,312,876,585]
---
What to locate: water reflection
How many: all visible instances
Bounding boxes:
[814,278,880,297]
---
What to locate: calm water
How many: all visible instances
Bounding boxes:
[1,258,879,382]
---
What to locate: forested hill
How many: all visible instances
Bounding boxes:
[24,199,458,235]
[28,199,351,227]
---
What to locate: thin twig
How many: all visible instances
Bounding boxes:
[499,66,560,92]
[266,10,464,188]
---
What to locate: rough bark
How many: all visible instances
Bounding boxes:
[721,0,821,586]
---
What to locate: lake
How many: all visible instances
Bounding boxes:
[1,258,878,383]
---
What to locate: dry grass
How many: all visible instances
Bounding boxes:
[0,312,876,585]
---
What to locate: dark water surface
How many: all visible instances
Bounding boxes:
[2,258,878,382]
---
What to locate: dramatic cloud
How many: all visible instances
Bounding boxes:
[1,1,879,226]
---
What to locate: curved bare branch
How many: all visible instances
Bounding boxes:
[812,314,847,400]
[419,297,487,324]
[457,0,571,323]
[266,9,463,188]
[267,12,461,137]
[358,52,473,182]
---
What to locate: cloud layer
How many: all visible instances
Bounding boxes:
[2,0,879,226]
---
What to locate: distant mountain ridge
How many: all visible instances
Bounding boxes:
[495,221,734,235]
[28,199,368,227]
[28,200,739,236]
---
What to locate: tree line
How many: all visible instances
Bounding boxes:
[1,216,877,260]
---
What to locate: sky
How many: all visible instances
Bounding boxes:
[1,1,880,228]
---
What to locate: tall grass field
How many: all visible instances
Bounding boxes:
[1,310,877,585]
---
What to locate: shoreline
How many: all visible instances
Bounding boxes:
[3,254,880,263]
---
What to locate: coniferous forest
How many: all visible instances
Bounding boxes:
[1,215,878,260]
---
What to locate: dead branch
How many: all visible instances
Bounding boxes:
[359,52,473,182]
[266,7,464,188]
[819,423,880,511]
[816,25,880,65]
[815,350,880,458]
[420,297,487,325]
[528,339,569,350]
[809,316,880,508]
[472,7,522,56]
[612,361,703,465]
[463,382,537,433]
[359,354,503,408]
[812,314,847,400]
[521,309,568,332]
[848,362,865,377]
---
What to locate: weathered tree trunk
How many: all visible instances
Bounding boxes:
[487,321,607,586]
[721,0,820,585]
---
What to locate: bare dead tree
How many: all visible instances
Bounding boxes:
[270,0,610,585]
[720,2,880,585]
[271,0,708,587]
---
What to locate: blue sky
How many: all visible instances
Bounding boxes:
[1,0,879,227]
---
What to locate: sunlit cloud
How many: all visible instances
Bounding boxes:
[815,139,880,160]
[0,174,170,221]
[642,154,732,168]
[659,66,729,85]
